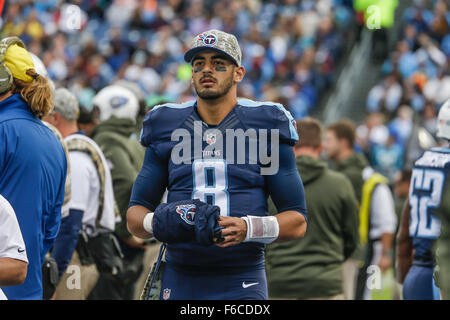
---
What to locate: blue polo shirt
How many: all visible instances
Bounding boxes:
[0,94,67,300]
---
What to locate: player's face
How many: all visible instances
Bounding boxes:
[323,130,340,160]
[191,51,237,100]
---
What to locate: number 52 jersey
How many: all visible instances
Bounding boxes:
[409,147,450,266]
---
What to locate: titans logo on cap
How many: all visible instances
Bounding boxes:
[185,29,242,66]
[176,204,196,225]
[199,33,217,46]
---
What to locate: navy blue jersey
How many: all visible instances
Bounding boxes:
[408,147,450,266]
[0,94,67,299]
[130,98,306,270]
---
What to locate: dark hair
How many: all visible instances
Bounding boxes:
[327,119,356,148]
[296,117,323,149]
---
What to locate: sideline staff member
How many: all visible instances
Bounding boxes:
[0,37,67,300]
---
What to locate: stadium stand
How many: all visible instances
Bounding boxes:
[0,0,356,117]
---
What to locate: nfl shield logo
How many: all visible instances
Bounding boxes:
[206,133,216,145]
[163,288,171,300]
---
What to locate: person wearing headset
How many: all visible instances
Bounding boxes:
[0,36,67,300]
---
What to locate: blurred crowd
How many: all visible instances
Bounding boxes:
[1,0,355,118]
[358,0,450,183]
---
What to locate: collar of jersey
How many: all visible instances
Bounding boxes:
[192,101,240,131]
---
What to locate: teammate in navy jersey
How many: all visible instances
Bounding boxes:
[127,29,307,300]
[397,100,450,300]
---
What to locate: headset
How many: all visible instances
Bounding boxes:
[0,36,27,94]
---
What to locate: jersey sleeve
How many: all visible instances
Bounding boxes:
[0,195,28,263]
[140,101,195,149]
[128,146,169,212]
[140,108,154,148]
[265,144,307,221]
[274,104,298,146]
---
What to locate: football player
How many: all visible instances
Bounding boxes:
[397,99,450,300]
[127,29,307,300]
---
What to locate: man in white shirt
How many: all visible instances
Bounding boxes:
[43,88,118,299]
[0,195,28,300]
[355,167,398,300]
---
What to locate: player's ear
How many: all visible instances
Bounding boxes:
[234,66,245,84]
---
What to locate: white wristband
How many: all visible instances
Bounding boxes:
[241,215,279,244]
[143,212,155,236]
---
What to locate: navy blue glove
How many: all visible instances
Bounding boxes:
[153,199,222,246]
[193,200,224,245]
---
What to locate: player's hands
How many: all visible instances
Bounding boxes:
[214,216,247,248]
[153,199,221,246]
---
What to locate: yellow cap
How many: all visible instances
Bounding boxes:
[4,43,35,83]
